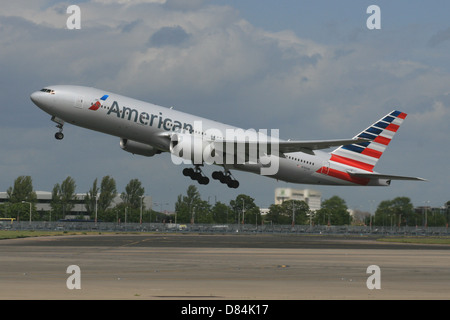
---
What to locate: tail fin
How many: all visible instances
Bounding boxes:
[330,110,407,172]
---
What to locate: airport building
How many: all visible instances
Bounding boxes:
[274,188,322,212]
[0,191,153,220]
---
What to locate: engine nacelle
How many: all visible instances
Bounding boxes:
[120,138,161,157]
[169,133,216,165]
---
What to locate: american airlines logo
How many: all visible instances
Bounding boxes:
[88,95,109,111]
[95,98,194,133]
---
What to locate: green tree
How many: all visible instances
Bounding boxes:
[120,179,145,209]
[266,203,286,225]
[374,197,415,227]
[85,176,118,221]
[211,201,231,223]
[314,196,350,225]
[51,176,77,220]
[84,178,99,215]
[266,200,309,225]
[6,176,37,203]
[282,200,309,225]
[175,185,202,223]
[98,175,117,212]
[5,176,37,221]
[120,179,145,222]
[229,194,260,224]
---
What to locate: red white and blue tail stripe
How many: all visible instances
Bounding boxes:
[330,110,407,172]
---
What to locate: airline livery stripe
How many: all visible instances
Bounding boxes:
[342,145,382,159]
[342,144,364,153]
[330,154,374,171]
[379,129,395,140]
[358,132,377,140]
[374,135,391,145]
[367,127,382,135]
[365,141,387,152]
[317,167,370,185]
[374,121,389,129]
[330,110,407,172]
[391,111,407,119]
[337,148,377,162]
[386,123,400,132]
[361,147,383,159]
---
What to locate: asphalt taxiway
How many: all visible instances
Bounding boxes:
[0,233,449,299]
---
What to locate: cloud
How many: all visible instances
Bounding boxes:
[428,27,450,47]
[1,1,449,209]
[148,25,190,47]
[164,0,207,11]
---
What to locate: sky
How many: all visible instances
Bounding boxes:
[1,0,449,213]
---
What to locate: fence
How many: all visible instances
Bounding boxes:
[1,220,449,236]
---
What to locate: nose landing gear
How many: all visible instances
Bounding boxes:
[51,116,65,140]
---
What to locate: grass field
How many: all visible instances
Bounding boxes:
[377,236,450,245]
[1,230,450,245]
[0,230,102,240]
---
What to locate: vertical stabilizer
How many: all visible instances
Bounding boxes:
[330,110,407,172]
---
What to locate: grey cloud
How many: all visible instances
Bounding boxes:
[428,27,450,47]
[164,0,207,11]
[148,25,190,47]
[120,19,142,33]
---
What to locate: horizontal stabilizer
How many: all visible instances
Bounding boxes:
[347,171,427,181]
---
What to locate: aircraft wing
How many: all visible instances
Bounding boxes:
[347,172,427,181]
[277,138,369,154]
[213,138,369,159]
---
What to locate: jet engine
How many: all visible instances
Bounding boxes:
[120,138,161,157]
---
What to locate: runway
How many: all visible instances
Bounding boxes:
[0,233,449,300]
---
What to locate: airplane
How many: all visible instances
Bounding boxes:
[30,85,425,189]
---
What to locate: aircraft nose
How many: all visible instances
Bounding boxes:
[30,89,55,113]
[30,91,41,105]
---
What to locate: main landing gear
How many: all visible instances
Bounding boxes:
[183,165,210,185]
[182,166,240,188]
[212,170,239,189]
[51,116,64,140]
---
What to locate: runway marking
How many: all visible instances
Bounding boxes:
[120,238,153,247]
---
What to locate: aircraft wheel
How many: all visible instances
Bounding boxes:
[212,171,223,180]
[227,180,239,188]
[55,132,64,140]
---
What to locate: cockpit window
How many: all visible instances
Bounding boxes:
[40,88,55,94]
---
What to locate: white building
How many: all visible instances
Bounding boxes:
[274,188,321,212]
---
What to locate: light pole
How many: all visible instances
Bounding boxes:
[95,195,98,224]
[140,195,144,225]
[22,201,31,224]
[292,201,296,227]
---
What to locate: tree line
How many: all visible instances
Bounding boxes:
[1,175,154,223]
[1,175,449,226]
